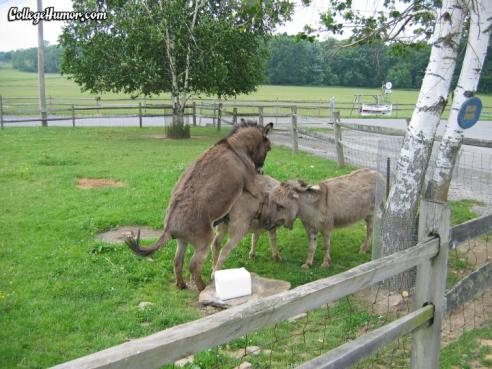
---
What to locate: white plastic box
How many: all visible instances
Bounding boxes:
[214,267,252,300]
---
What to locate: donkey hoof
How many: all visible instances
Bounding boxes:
[273,254,283,262]
[176,281,188,290]
[249,252,256,260]
[320,261,331,268]
[301,263,312,269]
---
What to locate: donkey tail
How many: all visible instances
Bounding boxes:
[125,229,171,257]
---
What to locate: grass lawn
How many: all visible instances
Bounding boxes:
[0,126,483,369]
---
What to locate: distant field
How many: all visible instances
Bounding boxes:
[0,65,419,104]
[1,65,491,120]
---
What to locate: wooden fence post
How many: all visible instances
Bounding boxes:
[334,113,345,167]
[71,104,75,128]
[291,106,299,154]
[192,101,196,127]
[217,103,222,131]
[411,200,450,369]
[212,104,217,127]
[233,107,238,125]
[258,106,264,126]
[0,95,4,129]
[138,102,143,128]
[275,97,279,126]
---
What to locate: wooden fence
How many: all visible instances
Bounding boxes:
[49,201,492,369]
[3,95,491,129]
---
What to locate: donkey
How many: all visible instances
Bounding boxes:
[126,120,274,291]
[211,174,282,277]
[262,169,381,268]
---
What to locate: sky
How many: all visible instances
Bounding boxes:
[0,0,385,52]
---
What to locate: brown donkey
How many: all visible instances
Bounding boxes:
[126,120,274,291]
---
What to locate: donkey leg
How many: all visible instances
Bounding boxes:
[213,222,249,278]
[249,230,260,259]
[211,223,227,267]
[302,229,317,269]
[174,239,188,289]
[321,230,332,268]
[268,229,282,261]
[189,233,213,292]
[359,215,373,254]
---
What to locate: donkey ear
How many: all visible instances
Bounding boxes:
[263,122,274,136]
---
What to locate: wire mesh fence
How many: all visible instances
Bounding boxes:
[165,291,419,369]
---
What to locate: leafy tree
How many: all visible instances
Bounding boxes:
[387,64,412,88]
[60,0,293,138]
[10,44,62,73]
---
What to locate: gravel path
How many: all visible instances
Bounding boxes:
[270,129,492,216]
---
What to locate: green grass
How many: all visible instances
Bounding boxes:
[449,199,482,226]
[0,126,365,368]
[0,127,487,369]
[440,325,492,369]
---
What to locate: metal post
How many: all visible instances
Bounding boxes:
[138,102,143,128]
[411,200,450,369]
[37,0,47,127]
[290,106,299,154]
[71,104,75,127]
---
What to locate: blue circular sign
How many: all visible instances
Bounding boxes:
[458,97,482,129]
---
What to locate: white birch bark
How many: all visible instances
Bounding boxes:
[426,0,492,201]
[381,0,466,291]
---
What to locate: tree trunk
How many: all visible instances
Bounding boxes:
[426,0,492,202]
[166,99,191,139]
[381,0,465,292]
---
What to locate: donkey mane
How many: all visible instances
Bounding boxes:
[225,119,262,138]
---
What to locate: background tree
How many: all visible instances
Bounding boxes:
[60,0,293,138]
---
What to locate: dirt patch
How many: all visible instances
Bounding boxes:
[77,178,125,189]
[96,226,162,244]
[442,288,492,345]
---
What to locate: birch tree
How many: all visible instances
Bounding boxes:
[319,0,468,290]
[426,0,492,202]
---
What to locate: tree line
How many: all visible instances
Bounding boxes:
[2,35,491,93]
[0,44,63,74]
[266,35,492,93]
